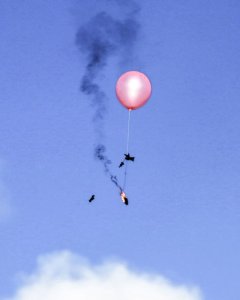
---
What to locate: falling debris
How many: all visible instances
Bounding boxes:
[89,195,95,203]
[120,191,128,205]
[119,161,124,168]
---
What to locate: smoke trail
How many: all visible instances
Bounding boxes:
[95,144,122,191]
[75,1,140,191]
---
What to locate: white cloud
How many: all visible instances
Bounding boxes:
[4,251,203,300]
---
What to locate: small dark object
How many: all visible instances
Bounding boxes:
[89,195,95,203]
[119,161,124,168]
[123,196,128,205]
[124,153,135,162]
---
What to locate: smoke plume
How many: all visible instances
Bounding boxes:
[75,1,140,191]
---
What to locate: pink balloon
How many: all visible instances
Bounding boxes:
[116,71,152,110]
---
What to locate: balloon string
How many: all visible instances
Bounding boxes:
[126,109,131,154]
[123,161,128,191]
[123,109,131,191]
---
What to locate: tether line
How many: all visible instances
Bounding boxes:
[123,109,131,190]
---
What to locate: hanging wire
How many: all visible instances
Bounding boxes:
[123,109,131,190]
[126,109,131,154]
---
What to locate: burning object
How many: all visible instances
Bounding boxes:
[120,191,128,205]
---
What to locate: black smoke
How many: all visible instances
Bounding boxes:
[95,144,122,191]
[75,2,140,191]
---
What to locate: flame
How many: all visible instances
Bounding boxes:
[120,191,128,204]
[120,191,126,202]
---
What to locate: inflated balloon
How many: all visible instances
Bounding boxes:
[116,71,152,110]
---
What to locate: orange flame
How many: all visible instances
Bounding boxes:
[120,191,128,205]
[120,191,126,202]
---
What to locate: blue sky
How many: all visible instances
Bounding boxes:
[0,1,239,299]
